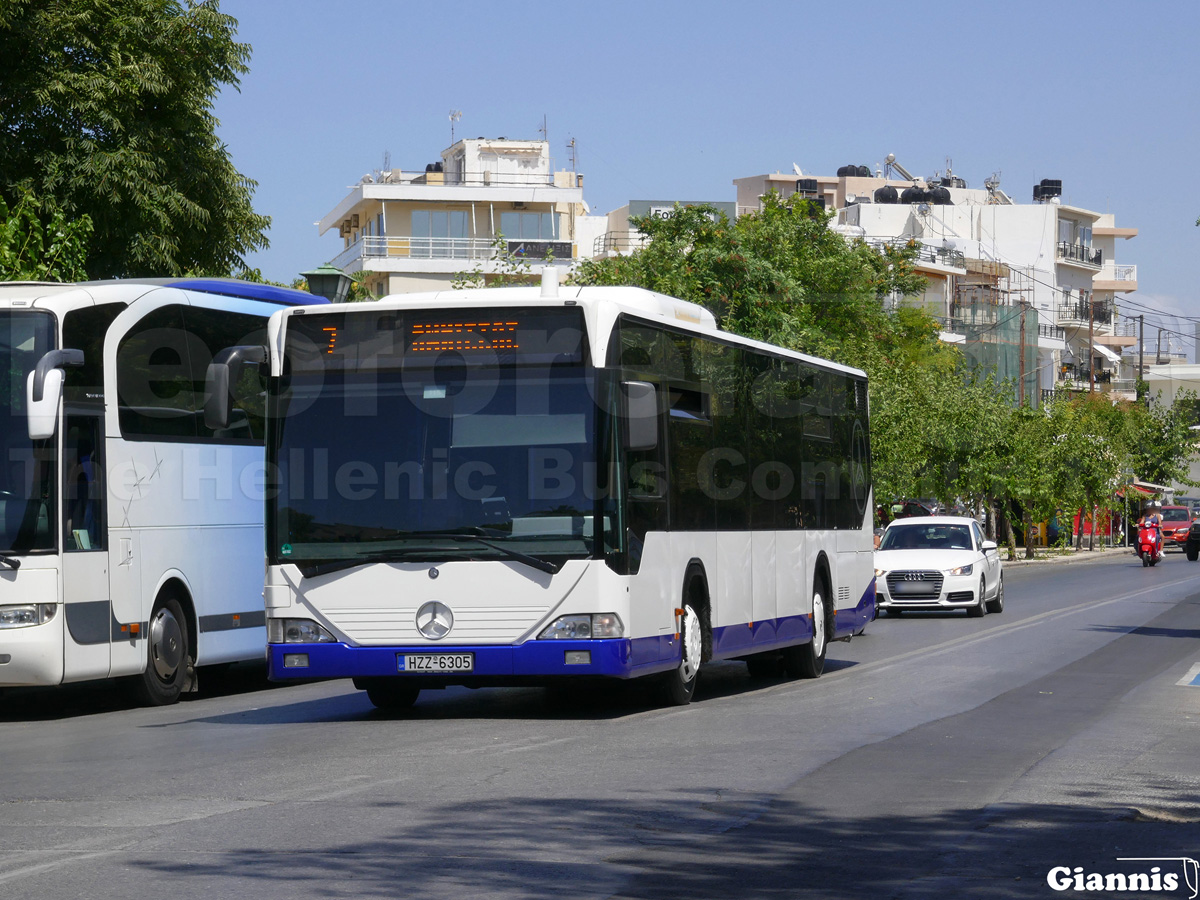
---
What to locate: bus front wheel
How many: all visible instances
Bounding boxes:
[133,595,192,706]
[658,601,704,706]
[358,679,420,712]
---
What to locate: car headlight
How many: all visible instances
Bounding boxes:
[874,568,887,578]
[267,618,338,643]
[948,564,974,576]
[0,603,57,629]
[538,613,624,640]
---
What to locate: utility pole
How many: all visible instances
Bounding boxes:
[1138,315,1145,403]
[1018,300,1027,406]
[1088,295,1095,393]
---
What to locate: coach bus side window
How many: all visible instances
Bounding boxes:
[182,307,268,442]
[63,303,126,405]
[63,416,104,551]
[116,305,198,439]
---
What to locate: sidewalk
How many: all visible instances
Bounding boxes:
[1001,544,1180,567]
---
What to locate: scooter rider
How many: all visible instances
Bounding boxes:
[1139,501,1164,556]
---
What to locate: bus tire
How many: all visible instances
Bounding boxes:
[658,599,705,706]
[361,679,420,711]
[132,594,191,706]
[783,580,828,679]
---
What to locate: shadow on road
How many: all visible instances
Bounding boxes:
[121,790,1200,899]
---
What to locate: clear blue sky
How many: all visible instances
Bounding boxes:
[214,0,1198,351]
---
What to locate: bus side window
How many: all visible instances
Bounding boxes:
[63,415,104,551]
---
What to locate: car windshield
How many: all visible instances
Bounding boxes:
[1161,508,1189,522]
[880,523,973,552]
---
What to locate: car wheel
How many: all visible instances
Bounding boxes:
[968,576,987,617]
[1188,545,1199,562]
[986,574,1004,614]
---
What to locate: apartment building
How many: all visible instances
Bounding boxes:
[591,199,738,257]
[733,163,1139,404]
[318,138,600,295]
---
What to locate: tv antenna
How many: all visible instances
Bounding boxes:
[538,114,548,141]
[567,137,577,172]
[449,110,462,145]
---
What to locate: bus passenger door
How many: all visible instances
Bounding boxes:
[60,413,111,682]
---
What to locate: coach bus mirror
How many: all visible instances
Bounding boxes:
[204,345,267,431]
[26,349,84,440]
[623,381,659,451]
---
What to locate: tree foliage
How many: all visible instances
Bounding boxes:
[0,0,269,278]
[0,188,92,281]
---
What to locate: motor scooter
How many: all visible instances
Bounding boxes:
[1138,522,1163,567]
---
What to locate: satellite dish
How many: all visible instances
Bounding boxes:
[792,163,803,176]
[917,202,931,215]
[847,193,857,203]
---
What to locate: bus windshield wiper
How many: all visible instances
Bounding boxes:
[296,533,562,579]
[387,531,562,576]
[0,555,20,570]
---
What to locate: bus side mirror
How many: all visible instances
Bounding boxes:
[204,345,267,431]
[26,349,84,440]
[622,380,659,451]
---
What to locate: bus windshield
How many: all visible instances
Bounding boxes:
[270,364,602,569]
[0,310,57,553]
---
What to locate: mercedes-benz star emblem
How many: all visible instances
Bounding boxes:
[416,601,453,640]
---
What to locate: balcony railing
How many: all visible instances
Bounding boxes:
[1057,241,1103,267]
[1058,301,1113,325]
[867,237,966,269]
[593,231,650,255]
[1039,323,1066,341]
[366,169,576,188]
[331,236,574,269]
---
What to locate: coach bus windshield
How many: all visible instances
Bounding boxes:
[0,311,57,553]
[268,307,607,570]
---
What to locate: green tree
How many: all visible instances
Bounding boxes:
[0,0,269,277]
[0,188,92,281]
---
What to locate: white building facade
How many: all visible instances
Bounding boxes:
[318,138,604,295]
[733,166,1139,404]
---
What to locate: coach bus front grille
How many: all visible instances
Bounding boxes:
[885,571,943,601]
[323,605,552,645]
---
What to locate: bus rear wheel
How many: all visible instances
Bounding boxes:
[782,583,827,679]
[658,601,704,706]
[132,595,191,706]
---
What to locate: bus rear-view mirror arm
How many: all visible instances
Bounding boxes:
[623,380,659,451]
[26,349,84,440]
[204,345,268,431]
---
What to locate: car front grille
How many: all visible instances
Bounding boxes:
[885,570,943,600]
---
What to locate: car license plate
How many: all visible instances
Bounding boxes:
[892,581,929,594]
[399,653,474,673]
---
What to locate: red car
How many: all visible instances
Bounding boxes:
[1159,505,1193,550]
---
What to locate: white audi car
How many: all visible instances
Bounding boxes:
[874,516,1004,617]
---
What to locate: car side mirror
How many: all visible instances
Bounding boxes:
[622,380,659,451]
[26,349,84,440]
[204,345,267,430]
[981,540,997,552]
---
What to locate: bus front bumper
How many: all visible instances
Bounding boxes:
[267,638,685,683]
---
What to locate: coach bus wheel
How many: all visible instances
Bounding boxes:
[133,595,191,706]
[783,582,827,679]
[361,679,420,712]
[659,601,704,706]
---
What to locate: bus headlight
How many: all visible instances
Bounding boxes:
[268,618,337,644]
[0,604,57,628]
[538,613,624,640]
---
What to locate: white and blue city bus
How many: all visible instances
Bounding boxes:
[224,270,874,709]
[0,278,326,705]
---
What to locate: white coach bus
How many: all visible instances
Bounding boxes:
[214,270,874,709]
[0,278,326,705]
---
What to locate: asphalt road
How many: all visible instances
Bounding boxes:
[2,550,1200,899]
